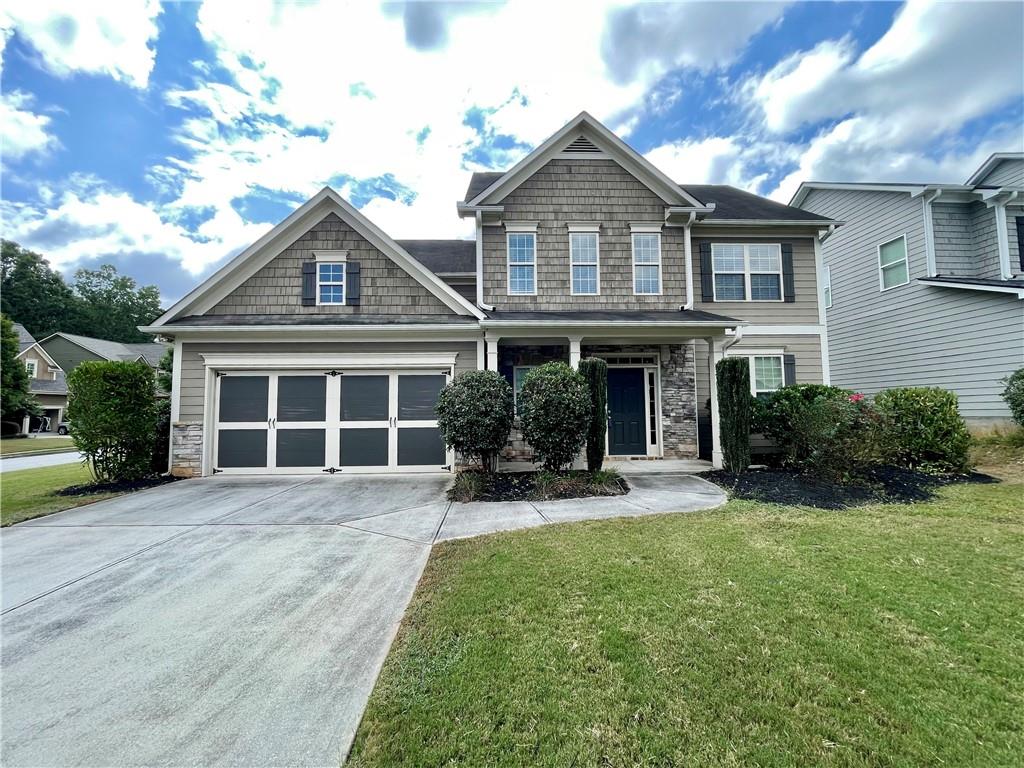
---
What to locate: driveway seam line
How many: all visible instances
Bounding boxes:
[337,523,431,547]
[431,502,453,544]
[529,502,552,523]
[334,500,449,526]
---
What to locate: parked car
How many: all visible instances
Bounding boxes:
[57,421,70,435]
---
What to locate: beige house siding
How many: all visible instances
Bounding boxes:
[207,212,456,317]
[482,158,688,310]
[18,348,59,380]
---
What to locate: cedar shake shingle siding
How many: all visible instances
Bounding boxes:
[482,159,688,310]
[208,212,456,317]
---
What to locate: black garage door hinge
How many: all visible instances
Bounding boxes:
[322,466,342,473]
[213,468,223,474]
[324,370,343,377]
[441,465,451,471]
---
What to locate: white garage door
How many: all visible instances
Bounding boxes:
[213,369,450,474]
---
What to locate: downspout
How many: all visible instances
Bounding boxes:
[996,191,1019,279]
[475,211,495,311]
[922,188,942,277]
[681,211,696,311]
[723,325,743,352]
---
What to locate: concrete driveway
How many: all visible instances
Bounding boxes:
[1,471,725,767]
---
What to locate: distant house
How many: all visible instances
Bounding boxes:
[38,332,169,375]
[13,323,68,434]
[792,152,1024,425]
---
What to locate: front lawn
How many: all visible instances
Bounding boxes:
[349,476,1023,766]
[0,463,122,526]
[0,436,76,456]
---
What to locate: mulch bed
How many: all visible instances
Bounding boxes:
[700,466,998,510]
[56,474,180,497]
[451,470,629,503]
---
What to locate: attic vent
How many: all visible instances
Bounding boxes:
[563,135,601,153]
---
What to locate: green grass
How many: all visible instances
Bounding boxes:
[0,436,76,456]
[0,463,121,526]
[349,478,1024,767]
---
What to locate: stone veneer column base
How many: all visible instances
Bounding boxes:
[171,422,203,477]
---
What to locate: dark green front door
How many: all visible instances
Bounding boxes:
[607,368,646,455]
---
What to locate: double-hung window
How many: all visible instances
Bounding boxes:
[878,235,909,291]
[569,229,599,295]
[632,232,662,295]
[751,355,785,398]
[507,231,536,295]
[712,243,782,301]
[25,360,37,378]
[317,261,346,305]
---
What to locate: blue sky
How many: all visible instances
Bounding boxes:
[2,0,1021,303]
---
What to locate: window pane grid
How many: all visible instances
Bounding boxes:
[714,274,745,300]
[753,356,784,393]
[317,262,345,305]
[712,243,782,301]
[635,265,660,294]
[508,233,536,294]
[632,234,661,294]
[572,265,598,294]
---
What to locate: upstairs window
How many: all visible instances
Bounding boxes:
[712,243,782,301]
[25,360,37,378]
[570,231,599,295]
[632,232,662,295]
[507,232,536,295]
[317,262,346,305]
[878,235,909,291]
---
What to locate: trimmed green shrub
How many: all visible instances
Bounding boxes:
[66,360,158,483]
[519,362,592,471]
[436,370,514,472]
[874,387,971,472]
[1001,368,1024,426]
[716,357,753,473]
[753,384,853,465]
[151,397,171,475]
[579,357,608,472]
[788,395,885,481]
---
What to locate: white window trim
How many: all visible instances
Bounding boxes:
[569,231,600,295]
[506,231,537,296]
[25,360,37,377]
[711,243,784,302]
[725,348,786,397]
[823,264,832,309]
[631,232,663,296]
[877,233,910,292]
[315,253,347,306]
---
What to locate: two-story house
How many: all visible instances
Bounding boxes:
[13,322,69,434]
[792,153,1024,425]
[146,112,834,476]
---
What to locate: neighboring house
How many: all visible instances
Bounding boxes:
[144,112,834,477]
[39,332,169,375]
[792,152,1024,425]
[13,323,68,434]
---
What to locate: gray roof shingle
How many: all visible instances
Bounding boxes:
[51,333,169,366]
[396,240,476,274]
[13,323,36,353]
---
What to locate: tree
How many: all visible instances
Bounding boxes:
[157,346,174,393]
[578,358,608,472]
[716,357,753,473]
[0,240,81,338]
[72,265,163,343]
[0,314,38,432]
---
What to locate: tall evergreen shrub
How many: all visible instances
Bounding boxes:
[716,357,753,473]
[578,357,608,472]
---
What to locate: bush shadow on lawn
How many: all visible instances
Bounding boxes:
[701,466,999,510]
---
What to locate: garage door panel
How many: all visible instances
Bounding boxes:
[277,376,326,422]
[397,427,445,466]
[397,375,445,421]
[340,428,389,467]
[340,376,389,421]
[276,429,326,467]
[218,429,269,468]
[219,377,269,422]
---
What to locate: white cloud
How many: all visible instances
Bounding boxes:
[645,136,769,191]
[0,88,57,160]
[0,0,161,87]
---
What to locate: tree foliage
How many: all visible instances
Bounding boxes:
[67,361,159,483]
[518,362,592,472]
[716,357,753,473]
[1002,368,1024,426]
[436,370,514,472]
[1,240,163,342]
[874,387,971,472]
[578,357,608,472]
[1,314,38,431]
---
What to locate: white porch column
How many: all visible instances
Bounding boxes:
[707,336,724,469]
[568,336,582,368]
[485,333,500,371]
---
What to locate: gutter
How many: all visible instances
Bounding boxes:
[475,211,495,311]
[694,218,845,227]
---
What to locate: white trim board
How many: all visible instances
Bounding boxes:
[16,342,62,370]
[200,352,458,370]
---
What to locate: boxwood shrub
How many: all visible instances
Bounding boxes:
[874,387,971,472]
[1002,368,1024,426]
[518,362,591,471]
[436,370,514,472]
[66,360,158,483]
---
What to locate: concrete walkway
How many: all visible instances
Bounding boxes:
[1,471,725,767]
[0,450,85,472]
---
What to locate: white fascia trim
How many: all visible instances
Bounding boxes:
[200,352,459,370]
[143,323,481,335]
[479,319,742,330]
[966,152,1024,186]
[16,342,62,370]
[735,325,826,336]
[457,203,504,218]
[467,111,701,208]
[790,182,926,207]
[695,218,843,227]
[154,187,485,325]
[918,280,1024,298]
[504,221,538,232]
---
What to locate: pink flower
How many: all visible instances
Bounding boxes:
[849,393,865,403]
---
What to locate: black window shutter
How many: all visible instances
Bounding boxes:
[346,261,361,305]
[783,354,796,386]
[301,262,316,306]
[699,241,714,302]
[1016,217,1024,273]
[781,244,795,302]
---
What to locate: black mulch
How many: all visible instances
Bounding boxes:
[699,466,999,510]
[454,470,629,503]
[57,474,180,497]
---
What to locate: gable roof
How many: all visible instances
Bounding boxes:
[153,187,484,327]
[396,240,475,274]
[39,333,168,366]
[966,152,1024,186]
[16,338,62,370]
[683,185,831,222]
[462,111,708,210]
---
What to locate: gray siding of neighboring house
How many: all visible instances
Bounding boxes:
[978,158,1024,187]
[481,158,689,310]
[801,187,1024,422]
[207,212,457,317]
[969,202,1003,280]
[1009,206,1024,276]
[39,337,103,374]
[933,203,977,276]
